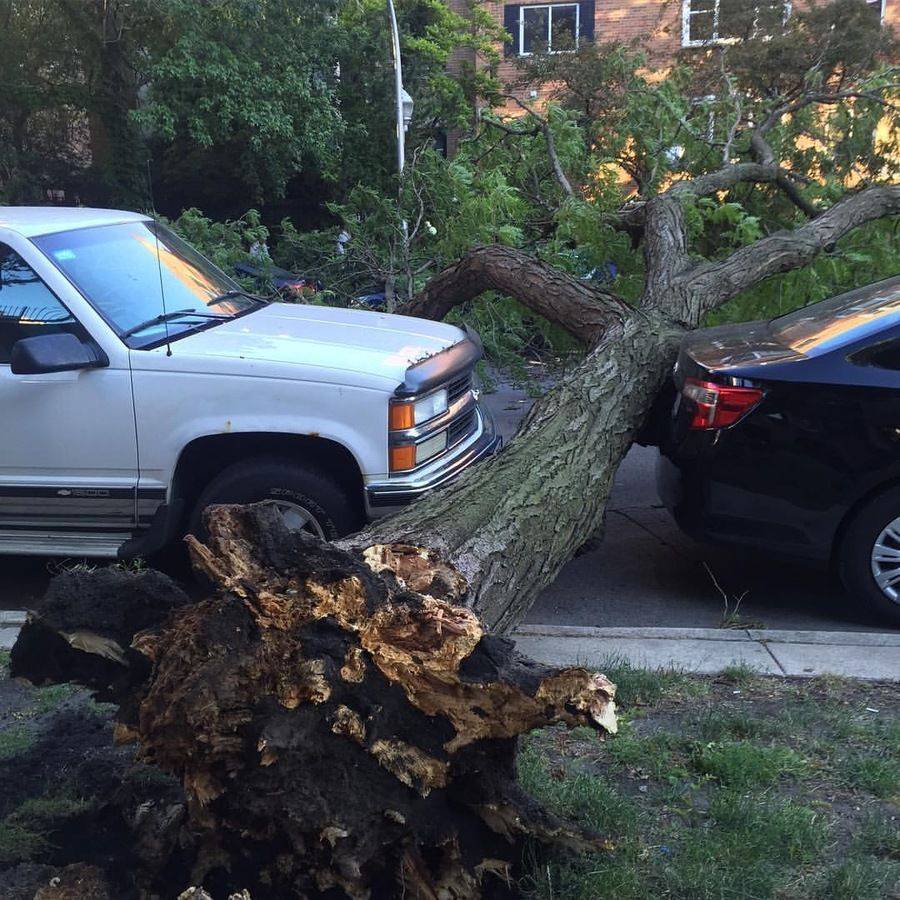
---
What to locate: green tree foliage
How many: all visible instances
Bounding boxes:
[164,208,270,273]
[278,0,897,362]
[278,148,526,305]
[2,0,895,357]
[334,0,504,192]
[0,0,499,216]
[0,0,153,206]
[137,0,344,209]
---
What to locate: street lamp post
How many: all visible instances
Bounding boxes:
[386,0,413,308]
[386,0,412,174]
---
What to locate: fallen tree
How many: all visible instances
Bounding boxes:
[8,7,900,897]
[359,1,900,630]
[375,181,900,631]
[12,504,617,898]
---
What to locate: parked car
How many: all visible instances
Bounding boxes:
[354,287,388,310]
[657,275,900,624]
[232,260,322,298]
[0,207,500,558]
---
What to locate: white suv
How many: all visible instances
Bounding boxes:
[0,207,500,557]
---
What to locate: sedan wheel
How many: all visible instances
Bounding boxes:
[838,486,900,626]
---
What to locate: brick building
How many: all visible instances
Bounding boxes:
[447,0,897,114]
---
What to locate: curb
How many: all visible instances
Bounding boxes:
[0,610,27,652]
[0,610,26,628]
[3,614,898,679]
[513,624,900,680]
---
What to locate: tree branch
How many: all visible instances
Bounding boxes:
[679,184,900,315]
[668,161,805,203]
[399,245,630,345]
[503,96,576,199]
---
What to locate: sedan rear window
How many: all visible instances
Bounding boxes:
[771,276,900,357]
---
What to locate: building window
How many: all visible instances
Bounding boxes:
[866,0,885,23]
[504,2,594,57]
[522,4,577,54]
[682,0,789,47]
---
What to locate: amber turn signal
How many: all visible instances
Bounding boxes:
[389,401,415,431]
[389,444,417,471]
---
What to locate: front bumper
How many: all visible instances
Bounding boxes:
[365,405,502,517]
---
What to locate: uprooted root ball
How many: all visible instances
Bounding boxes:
[11,503,617,899]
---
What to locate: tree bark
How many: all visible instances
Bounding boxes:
[355,312,682,631]
[11,504,617,899]
[402,245,630,345]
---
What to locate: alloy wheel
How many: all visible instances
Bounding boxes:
[269,499,326,540]
[869,515,900,604]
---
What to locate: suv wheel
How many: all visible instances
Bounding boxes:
[189,456,361,541]
[837,485,900,626]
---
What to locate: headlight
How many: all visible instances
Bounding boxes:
[389,388,449,430]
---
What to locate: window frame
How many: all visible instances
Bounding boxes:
[518,2,580,56]
[681,0,791,48]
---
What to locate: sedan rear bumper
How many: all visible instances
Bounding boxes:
[656,448,832,561]
[365,406,501,516]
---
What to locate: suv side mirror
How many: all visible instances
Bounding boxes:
[10,333,109,375]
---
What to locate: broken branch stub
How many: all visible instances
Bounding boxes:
[11,503,617,898]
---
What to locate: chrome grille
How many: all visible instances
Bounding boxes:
[447,371,473,404]
[448,408,477,448]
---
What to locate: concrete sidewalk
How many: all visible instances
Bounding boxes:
[514,624,900,680]
[2,609,897,679]
[0,609,24,652]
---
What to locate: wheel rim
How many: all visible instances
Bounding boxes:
[870,515,900,605]
[269,500,326,540]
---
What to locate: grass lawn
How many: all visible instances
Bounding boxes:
[0,649,897,898]
[519,661,899,900]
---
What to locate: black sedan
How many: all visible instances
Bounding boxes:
[657,275,900,625]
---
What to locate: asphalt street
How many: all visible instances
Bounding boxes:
[0,377,896,633]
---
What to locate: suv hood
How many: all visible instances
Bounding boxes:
[160,302,466,387]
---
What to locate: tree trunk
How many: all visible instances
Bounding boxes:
[11,504,617,899]
[87,0,147,206]
[372,184,899,632]
[355,310,683,631]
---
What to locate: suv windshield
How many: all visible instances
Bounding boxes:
[35,221,262,348]
[771,276,900,357]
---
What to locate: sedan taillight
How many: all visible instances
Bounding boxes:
[683,377,763,430]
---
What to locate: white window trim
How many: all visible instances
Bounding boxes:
[681,0,791,48]
[691,93,718,142]
[518,3,580,56]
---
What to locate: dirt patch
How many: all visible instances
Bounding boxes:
[0,659,187,899]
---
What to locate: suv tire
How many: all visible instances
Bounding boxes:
[189,456,361,541]
[837,485,900,626]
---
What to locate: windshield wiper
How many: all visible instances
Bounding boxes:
[121,307,230,338]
